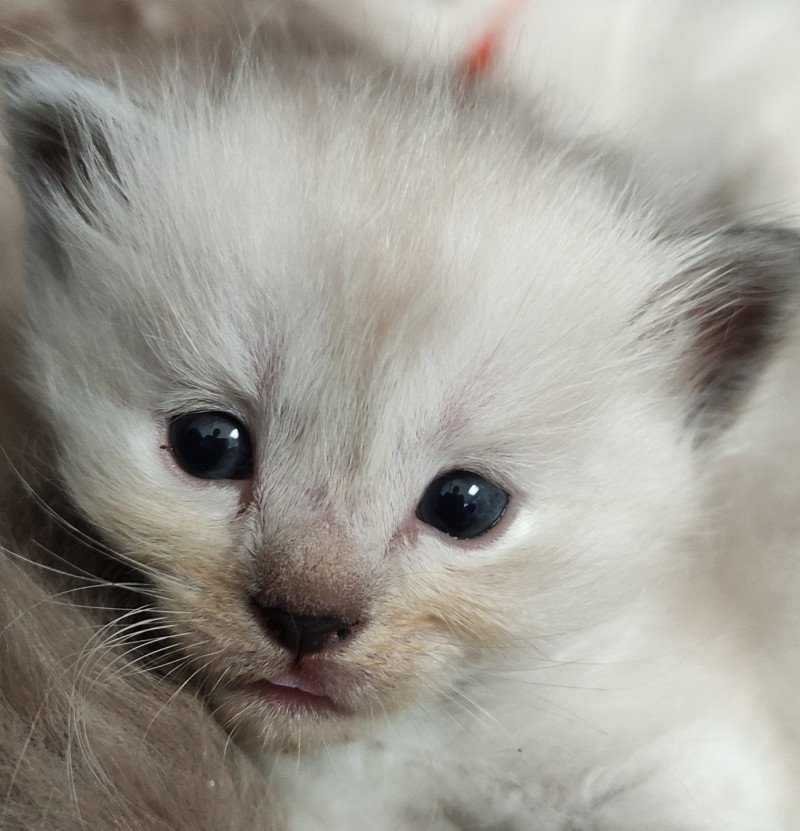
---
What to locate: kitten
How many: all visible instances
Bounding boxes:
[1,51,799,829]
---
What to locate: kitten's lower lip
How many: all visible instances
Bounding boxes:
[237,673,339,714]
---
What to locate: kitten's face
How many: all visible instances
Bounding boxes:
[6,62,788,752]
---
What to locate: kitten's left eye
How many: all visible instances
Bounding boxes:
[416,470,509,540]
[168,411,253,480]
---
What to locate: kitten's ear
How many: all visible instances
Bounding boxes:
[2,61,131,227]
[655,226,800,436]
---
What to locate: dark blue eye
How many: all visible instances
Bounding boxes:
[168,412,253,480]
[416,470,509,540]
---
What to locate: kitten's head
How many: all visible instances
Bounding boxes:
[4,60,797,752]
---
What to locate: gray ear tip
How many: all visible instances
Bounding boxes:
[2,59,131,215]
[674,223,800,434]
[1,59,81,106]
[1,60,127,129]
[1,60,44,115]
[1,61,90,152]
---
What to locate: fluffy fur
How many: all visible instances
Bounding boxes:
[2,48,800,828]
[0,550,274,830]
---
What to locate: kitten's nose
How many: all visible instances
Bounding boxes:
[250,599,361,659]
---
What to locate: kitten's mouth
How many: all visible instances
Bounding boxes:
[235,671,342,715]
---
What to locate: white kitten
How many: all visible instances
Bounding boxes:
[2,52,799,829]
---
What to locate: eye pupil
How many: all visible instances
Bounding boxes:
[168,412,253,480]
[416,470,509,540]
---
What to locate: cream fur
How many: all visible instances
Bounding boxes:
[1,45,800,829]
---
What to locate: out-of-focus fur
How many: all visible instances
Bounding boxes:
[299,0,800,226]
[0,551,273,830]
[2,46,800,830]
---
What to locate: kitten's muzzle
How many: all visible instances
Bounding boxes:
[249,598,362,659]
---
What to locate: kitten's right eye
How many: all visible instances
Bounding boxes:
[168,412,253,480]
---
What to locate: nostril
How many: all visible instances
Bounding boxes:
[249,600,301,653]
[249,597,362,658]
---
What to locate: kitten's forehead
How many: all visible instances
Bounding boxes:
[42,66,676,513]
[123,75,666,376]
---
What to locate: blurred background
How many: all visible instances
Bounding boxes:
[0,1,265,66]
